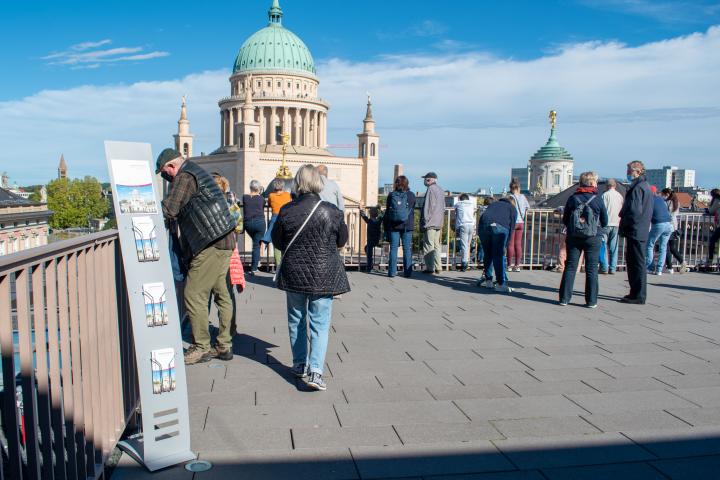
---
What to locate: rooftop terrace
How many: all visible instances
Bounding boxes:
[114,268,720,479]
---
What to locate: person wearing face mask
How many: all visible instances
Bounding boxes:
[618,160,654,304]
[157,148,237,364]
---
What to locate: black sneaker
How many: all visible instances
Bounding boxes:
[307,372,327,391]
[291,363,307,378]
[213,346,233,361]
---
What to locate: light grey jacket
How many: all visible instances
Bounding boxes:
[422,182,445,230]
[319,176,345,211]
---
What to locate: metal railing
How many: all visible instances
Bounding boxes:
[0,230,138,480]
[238,207,717,272]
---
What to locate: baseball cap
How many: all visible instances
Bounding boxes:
[421,172,438,179]
[155,148,182,174]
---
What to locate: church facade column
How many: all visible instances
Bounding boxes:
[257,106,265,146]
[229,108,235,146]
[302,109,309,147]
[220,110,225,146]
[270,107,277,145]
[294,109,302,146]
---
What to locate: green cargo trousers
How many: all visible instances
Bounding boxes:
[184,247,234,351]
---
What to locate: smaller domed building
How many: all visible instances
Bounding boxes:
[512,111,574,196]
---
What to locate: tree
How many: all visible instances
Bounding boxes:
[47,176,109,229]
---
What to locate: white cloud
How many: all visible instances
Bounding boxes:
[2,26,719,190]
[41,40,169,68]
[578,0,720,24]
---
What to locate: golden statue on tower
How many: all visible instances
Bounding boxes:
[275,132,293,179]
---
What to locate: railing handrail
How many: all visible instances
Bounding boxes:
[0,229,119,272]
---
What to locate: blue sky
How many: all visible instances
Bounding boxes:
[1,0,719,190]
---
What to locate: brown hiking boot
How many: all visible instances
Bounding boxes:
[213,346,233,361]
[184,346,212,365]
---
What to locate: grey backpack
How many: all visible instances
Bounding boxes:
[568,195,598,239]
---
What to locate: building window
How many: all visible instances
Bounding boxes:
[183,143,189,157]
[239,134,244,148]
[257,81,261,88]
[0,241,5,256]
[554,174,560,186]
[277,81,281,88]
[361,143,366,157]
[249,133,255,148]
[267,81,271,87]
[370,143,376,156]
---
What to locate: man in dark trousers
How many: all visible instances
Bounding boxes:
[618,160,653,304]
[157,148,237,364]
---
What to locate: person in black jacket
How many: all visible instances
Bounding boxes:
[477,196,517,293]
[559,172,609,308]
[384,175,416,278]
[271,164,350,391]
[619,160,654,304]
[359,206,383,273]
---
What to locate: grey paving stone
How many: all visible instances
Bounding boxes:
[567,389,698,414]
[193,425,292,452]
[596,365,680,378]
[528,368,612,382]
[671,386,720,407]
[651,455,720,479]
[661,361,720,375]
[334,400,469,427]
[493,433,654,469]
[342,385,434,403]
[581,377,668,393]
[580,410,693,432]
[196,447,358,480]
[351,442,514,478]
[541,462,666,479]
[374,372,463,388]
[666,406,720,427]
[455,395,587,421]
[426,472,545,480]
[427,383,519,401]
[394,421,505,444]
[491,416,600,438]
[205,404,340,430]
[505,380,597,397]
[623,426,720,458]
[653,373,720,389]
[292,425,401,449]
[515,354,621,371]
[605,351,710,366]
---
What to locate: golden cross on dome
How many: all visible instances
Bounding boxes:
[549,110,557,129]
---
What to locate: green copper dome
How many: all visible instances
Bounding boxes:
[233,0,316,76]
[531,128,574,161]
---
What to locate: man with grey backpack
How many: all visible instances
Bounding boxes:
[558,172,609,308]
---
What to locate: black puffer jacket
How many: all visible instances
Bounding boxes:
[271,193,350,296]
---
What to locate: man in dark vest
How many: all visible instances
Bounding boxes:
[619,160,653,304]
[157,148,237,364]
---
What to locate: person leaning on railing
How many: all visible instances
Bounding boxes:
[477,195,517,293]
[156,148,237,364]
[243,180,266,275]
[508,178,530,272]
[660,188,688,274]
[706,188,720,268]
[262,179,292,268]
[384,175,416,278]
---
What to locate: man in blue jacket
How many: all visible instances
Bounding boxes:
[618,161,654,304]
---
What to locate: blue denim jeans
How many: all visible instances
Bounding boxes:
[478,224,509,285]
[244,216,266,272]
[389,230,413,277]
[646,222,673,273]
[456,223,474,267]
[286,292,333,375]
[262,214,278,244]
[599,226,619,273]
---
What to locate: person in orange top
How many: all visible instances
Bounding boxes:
[263,179,293,268]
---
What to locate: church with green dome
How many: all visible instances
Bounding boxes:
[172,0,380,216]
[512,111,575,196]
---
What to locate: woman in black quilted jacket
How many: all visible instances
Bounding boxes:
[271,164,350,391]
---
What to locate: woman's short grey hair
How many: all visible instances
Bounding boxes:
[579,171,598,187]
[294,164,323,194]
[249,179,263,193]
[272,179,285,192]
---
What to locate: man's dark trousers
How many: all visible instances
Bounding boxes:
[625,237,647,302]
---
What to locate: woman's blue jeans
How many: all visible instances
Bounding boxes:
[388,230,413,277]
[478,224,509,285]
[244,216,266,272]
[286,292,333,375]
[262,214,278,244]
[646,222,673,273]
